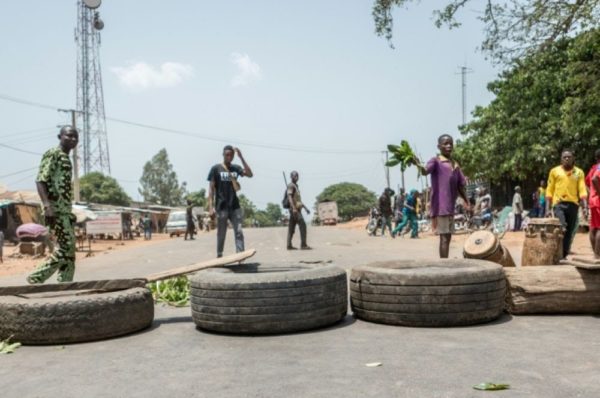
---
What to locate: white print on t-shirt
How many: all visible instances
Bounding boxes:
[220,171,239,182]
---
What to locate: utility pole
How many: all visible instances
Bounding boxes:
[457,65,473,125]
[383,151,390,189]
[59,109,82,202]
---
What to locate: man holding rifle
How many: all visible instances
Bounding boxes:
[286,171,312,250]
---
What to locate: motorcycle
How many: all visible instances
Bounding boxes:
[367,207,382,236]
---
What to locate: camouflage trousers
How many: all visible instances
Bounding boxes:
[28,213,76,283]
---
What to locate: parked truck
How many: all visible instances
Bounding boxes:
[317,201,338,226]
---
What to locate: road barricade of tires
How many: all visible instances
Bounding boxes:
[0,281,154,345]
[350,259,506,327]
[190,263,347,334]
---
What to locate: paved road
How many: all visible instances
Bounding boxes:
[1,227,599,398]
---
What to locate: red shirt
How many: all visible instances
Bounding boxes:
[586,163,600,208]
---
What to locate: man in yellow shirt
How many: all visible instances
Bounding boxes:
[546,149,588,258]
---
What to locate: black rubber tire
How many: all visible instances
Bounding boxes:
[350,259,506,327]
[0,287,154,345]
[189,263,348,334]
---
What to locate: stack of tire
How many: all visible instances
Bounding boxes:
[190,263,348,334]
[350,259,506,327]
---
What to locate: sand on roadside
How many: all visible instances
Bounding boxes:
[0,233,177,278]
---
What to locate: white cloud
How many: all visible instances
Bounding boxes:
[111,62,194,89]
[230,53,262,87]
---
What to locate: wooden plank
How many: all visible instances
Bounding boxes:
[571,256,600,265]
[505,266,600,314]
[560,259,600,270]
[0,249,257,296]
[144,249,257,283]
[0,279,147,297]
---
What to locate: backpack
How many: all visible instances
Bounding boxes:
[282,189,290,209]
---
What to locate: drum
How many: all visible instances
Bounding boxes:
[463,230,515,267]
[521,218,563,266]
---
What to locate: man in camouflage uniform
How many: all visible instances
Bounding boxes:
[27,126,79,284]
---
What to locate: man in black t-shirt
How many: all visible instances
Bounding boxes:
[207,145,254,257]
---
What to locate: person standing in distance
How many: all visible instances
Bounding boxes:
[512,186,523,231]
[27,126,79,284]
[287,171,311,250]
[546,149,588,259]
[417,134,469,258]
[184,199,195,241]
[207,146,253,258]
[585,149,600,258]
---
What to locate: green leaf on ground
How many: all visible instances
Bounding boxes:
[148,276,190,307]
[0,338,21,354]
[473,383,510,391]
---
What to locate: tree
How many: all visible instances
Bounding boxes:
[187,189,207,208]
[373,0,599,63]
[316,182,377,221]
[254,203,283,227]
[139,149,186,206]
[80,172,131,206]
[237,194,257,227]
[454,29,600,182]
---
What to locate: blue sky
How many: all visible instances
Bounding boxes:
[0,1,498,210]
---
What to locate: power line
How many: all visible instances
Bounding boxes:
[0,166,39,179]
[0,126,54,139]
[0,143,42,156]
[0,93,380,155]
[5,172,37,187]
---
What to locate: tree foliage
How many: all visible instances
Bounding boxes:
[255,203,284,227]
[237,194,257,227]
[316,182,377,221]
[80,172,131,206]
[236,196,283,227]
[187,189,207,208]
[139,149,186,206]
[373,0,600,63]
[454,29,600,182]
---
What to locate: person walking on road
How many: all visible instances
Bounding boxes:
[379,188,395,238]
[512,186,523,231]
[537,180,547,217]
[394,189,405,228]
[142,213,152,240]
[27,126,79,284]
[392,189,419,238]
[286,171,311,250]
[184,199,195,241]
[207,146,253,258]
[546,149,588,259]
[585,149,600,259]
[417,134,469,258]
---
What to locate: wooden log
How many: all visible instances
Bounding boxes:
[505,266,600,314]
[0,279,147,297]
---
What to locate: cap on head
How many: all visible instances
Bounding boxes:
[515,186,521,191]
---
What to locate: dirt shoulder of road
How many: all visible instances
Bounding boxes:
[0,233,178,278]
